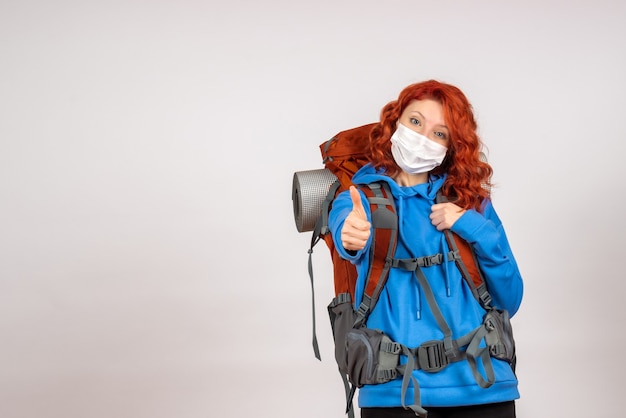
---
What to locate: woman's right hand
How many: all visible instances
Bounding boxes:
[341,186,371,251]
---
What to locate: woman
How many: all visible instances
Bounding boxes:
[328,80,523,418]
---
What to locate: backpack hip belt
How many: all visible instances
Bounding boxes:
[338,301,515,384]
[329,251,516,418]
[331,298,515,418]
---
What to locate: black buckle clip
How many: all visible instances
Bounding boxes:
[420,254,443,267]
[417,340,449,372]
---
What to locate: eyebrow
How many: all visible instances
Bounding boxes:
[408,110,449,130]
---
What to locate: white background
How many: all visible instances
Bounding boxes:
[1,1,625,417]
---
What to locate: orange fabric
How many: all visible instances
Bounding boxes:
[320,123,375,298]
[451,232,484,289]
[320,123,376,189]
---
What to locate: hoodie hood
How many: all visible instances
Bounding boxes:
[352,163,446,201]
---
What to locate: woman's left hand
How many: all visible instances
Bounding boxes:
[429,202,466,231]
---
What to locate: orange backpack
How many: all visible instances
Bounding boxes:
[292,123,493,360]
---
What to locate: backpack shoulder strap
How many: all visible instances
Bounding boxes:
[436,190,493,309]
[353,181,398,328]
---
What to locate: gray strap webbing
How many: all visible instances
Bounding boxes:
[395,265,497,417]
[320,180,341,235]
[413,266,455,357]
[321,137,335,164]
[409,263,497,385]
[307,217,322,361]
[465,325,496,388]
[306,180,343,361]
[367,196,392,205]
[475,282,492,308]
[392,254,444,270]
[399,344,428,418]
[388,319,493,417]
[340,369,356,418]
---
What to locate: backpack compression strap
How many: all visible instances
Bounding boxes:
[307,179,342,360]
[353,182,398,328]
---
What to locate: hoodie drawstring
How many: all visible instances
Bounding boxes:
[415,285,422,320]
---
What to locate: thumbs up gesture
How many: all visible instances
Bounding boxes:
[341,186,371,251]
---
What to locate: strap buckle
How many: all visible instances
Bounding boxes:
[420,254,443,267]
[416,340,449,372]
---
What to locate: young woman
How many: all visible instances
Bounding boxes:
[328,80,523,418]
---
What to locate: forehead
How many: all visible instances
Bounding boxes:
[402,99,446,126]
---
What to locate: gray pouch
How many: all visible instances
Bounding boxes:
[344,327,401,387]
[328,293,357,374]
[328,294,401,386]
[484,309,516,364]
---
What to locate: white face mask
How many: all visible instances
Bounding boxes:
[390,122,448,174]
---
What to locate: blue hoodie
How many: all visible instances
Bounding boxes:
[328,164,523,408]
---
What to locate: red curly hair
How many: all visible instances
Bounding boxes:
[368,80,493,211]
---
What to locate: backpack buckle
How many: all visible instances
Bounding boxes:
[419,254,443,267]
[416,340,448,372]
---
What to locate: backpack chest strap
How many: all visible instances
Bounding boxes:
[391,253,453,270]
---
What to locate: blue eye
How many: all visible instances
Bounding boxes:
[409,118,420,126]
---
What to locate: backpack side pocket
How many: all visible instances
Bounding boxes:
[328,293,357,374]
[484,308,516,365]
